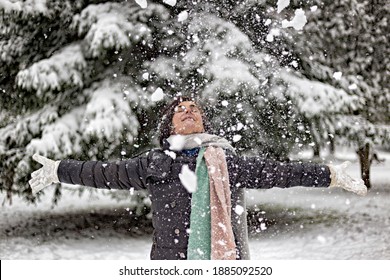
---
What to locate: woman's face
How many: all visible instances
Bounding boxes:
[171,101,205,135]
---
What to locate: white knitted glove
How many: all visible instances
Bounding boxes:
[29,153,60,195]
[328,161,367,196]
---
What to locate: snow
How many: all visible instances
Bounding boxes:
[232,134,242,142]
[164,150,177,159]
[264,19,272,26]
[151,87,165,102]
[282,9,307,30]
[0,0,48,16]
[281,70,360,118]
[178,10,188,22]
[135,0,147,9]
[83,82,139,141]
[71,3,155,57]
[277,0,290,13]
[16,44,87,95]
[234,205,245,215]
[266,34,274,42]
[333,71,343,80]
[348,83,358,90]
[1,0,389,261]
[26,107,84,157]
[163,0,176,6]
[179,164,197,193]
[167,135,186,151]
[1,149,389,260]
[142,72,149,80]
[266,28,280,42]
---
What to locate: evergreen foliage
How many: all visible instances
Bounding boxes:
[0,0,388,203]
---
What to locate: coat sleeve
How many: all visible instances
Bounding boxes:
[234,156,331,189]
[57,156,148,190]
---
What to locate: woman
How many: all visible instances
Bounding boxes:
[29,96,367,260]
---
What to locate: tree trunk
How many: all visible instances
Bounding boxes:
[357,143,371,189]
[328,135,335,156]
[311,119,321,158]
[312,142,320,158]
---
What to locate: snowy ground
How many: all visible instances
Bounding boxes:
[1,149,389,260]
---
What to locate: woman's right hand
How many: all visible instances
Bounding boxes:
[29,153,60,195]
[328,161,367,196]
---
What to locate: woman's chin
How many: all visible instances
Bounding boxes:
[177,127,203,135]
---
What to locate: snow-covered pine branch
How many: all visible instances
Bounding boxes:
[0,0,49,18]
[81,79,140,143]
[0,105,59,149]
[25,107,83,158]
[281,71,361,118]
[71,2,169,58]
[16,44,87,96]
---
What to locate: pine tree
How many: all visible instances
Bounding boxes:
[205,0,389,185]
[148,8,304,157]
[278,0,390,187]
[1,0,307,205]
[2,0,386,206]
[0,0,171,204]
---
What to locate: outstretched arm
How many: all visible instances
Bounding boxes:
[328,161,367,196]
[233,156,366,195]
[29,153,147,195]
[29,154,61,195]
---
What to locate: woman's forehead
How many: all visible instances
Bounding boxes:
[177,100,197,107]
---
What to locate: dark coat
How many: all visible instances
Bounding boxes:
[57,148,331,260]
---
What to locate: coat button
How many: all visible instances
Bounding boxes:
[174,229,180,235]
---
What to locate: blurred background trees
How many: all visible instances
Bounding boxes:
[0,0,388,204]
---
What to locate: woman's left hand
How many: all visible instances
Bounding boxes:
[328,161,368,196]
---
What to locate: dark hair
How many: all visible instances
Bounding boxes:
[158,96,213,147]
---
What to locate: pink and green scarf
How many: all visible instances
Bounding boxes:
[167,134,237,260]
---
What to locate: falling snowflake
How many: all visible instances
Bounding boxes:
[179,164,197,193]
[282,9,307,30]
[233,134,242,142]
[178,10,188,22]
[234,205,245,215]
[333,71,342,80]
[163,0,177,6]
[142,72,149,80]
[167,135,186,151]
[277,0,290,13]
[151,87,164,102]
